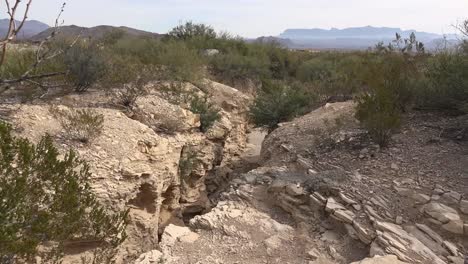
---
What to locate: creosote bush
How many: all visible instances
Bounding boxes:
[0,122,128,263]
[52,107,105,143]
[421,52,468,113]
[64,44,107,93]
[250,80,317,132]
[189,95,221,132]
[355,89,401,147]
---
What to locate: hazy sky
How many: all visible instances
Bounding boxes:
[3,0,468,37]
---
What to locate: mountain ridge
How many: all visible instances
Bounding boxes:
[279,25,454,40]
[29,24,161,41]
[0,19,49,39]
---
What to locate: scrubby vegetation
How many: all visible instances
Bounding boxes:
[189,95,221,132]
[250,80,317,131]
[1,21,467,146]
[52,107,105,143]
[0,122,127,263]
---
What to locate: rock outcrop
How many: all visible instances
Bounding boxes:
[4,80,252,262]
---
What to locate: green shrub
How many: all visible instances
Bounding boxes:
[352,53,421,147]
[420,52,468,113]
[53,108,105,143]
[189,95,221,132]
[250,80,317,131]
[209,52,270,86]
[359,53,419,111]
[0,122,127,262]
[168,22,217,40]
[114,72,151,109]
[355,88,401,147]
[157,40,204,82]
[178,146,199,178]
[64,45,107,92]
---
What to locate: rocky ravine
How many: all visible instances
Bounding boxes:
[3,82,467,264]
[3,80,252,263]
[135,102,467,264]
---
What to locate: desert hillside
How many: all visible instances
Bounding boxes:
[0,3,467,264]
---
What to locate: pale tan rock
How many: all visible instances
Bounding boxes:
[411,193,431,204]
[350,255,408,264]
[325,198,345,212]
[442,220,464,234]
[460,199,468,214]
[135,250,163,264]
[423,202,460,223]
[332,209,355,223]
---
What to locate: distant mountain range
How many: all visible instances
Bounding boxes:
[0,19,49,39]
[2,20,461,51]
[274,26,459,50]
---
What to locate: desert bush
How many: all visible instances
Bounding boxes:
[157,40,205,82]
[355,88,401,147]
[53,107,105,143]
[178,146,199,178]
[358,53,420,111]
[168,21,217,41]
[115,83,145,109]
[420,52,468,113]
[64,45,107,92]
[155,113,185,135]
[353,53,421,146]
[209,52,270,86]
[0,122,127,263]
[189,95,221,132]
[114,71,152,108]
[250,80,317,131]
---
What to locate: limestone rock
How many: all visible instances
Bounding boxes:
[325,198,345,212]
[373,221,446,264]
[263,235,282,250]
[135,250,163,264]
[441,191,462,205]
[442,220,464,234]
[332,209,355,223]
[350,255,408,264]
[285,184,305,196]
[161,224,198,246]
[412,193,431,204]
[353,222,375,245]
[423,202,460,224]
[459,199,468,214]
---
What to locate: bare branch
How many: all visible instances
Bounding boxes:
[14,0,33,36]
[0,0,34,67]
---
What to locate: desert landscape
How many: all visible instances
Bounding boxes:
[0,1,467,263]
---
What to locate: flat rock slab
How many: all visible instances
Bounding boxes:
[423,202,460,224]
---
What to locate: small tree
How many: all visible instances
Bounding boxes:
[0,122,127,263]
[168,21,217,40]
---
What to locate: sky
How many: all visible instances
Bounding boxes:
[2,0,468,38]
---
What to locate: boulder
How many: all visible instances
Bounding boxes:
[423,202,460,224]
[460,200,468,214]
[161,224,199,246]
[442,220,464,235]
[411,193,431,204]
[134,250,163,264]
[325,197,346,212]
